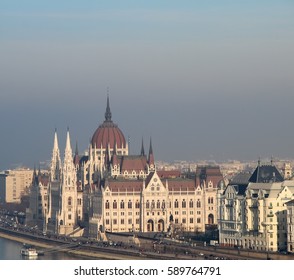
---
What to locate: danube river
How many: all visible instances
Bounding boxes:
[0,236,91,260]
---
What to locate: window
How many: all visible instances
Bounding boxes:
[196,200,201,208]
[135,200,140,208]
[128,200,132,209]
[113,200,117,209]
[157,200,161,209]
[68,197,72,206]
[174,200,179,208]
[208,197,214,204]
[190,218,193,223]
[182,199,186,208]
[189,200,193,208]
[146,200,150,209]
[120,200,125,209]
[105,200,110,209]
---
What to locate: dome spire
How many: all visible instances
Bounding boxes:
[105,92,112,122]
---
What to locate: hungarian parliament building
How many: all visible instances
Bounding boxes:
[26,97,223,239]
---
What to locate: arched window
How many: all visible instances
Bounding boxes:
[208,214,214,224]
[182,199,186,208]
[146,200,150,209]
[157,200,161,209]
[174,200,179,208]
[162,200,166,209]
[189,199,193,208]
[105,200,110,209]
[113,200,117,209]
[208,197,214,204]
[135,200,140,208]
[128,200,132,209]
[196,199,201,208]
[120,200,125,209]
[151,200,155,209]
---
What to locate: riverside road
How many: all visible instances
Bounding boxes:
[1,213,294,260]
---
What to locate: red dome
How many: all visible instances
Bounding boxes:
[91,121,126,149]
[91,96,126,149]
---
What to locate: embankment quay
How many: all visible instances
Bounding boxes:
[1,225,294,260]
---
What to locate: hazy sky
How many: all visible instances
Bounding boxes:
[1,1,294,170]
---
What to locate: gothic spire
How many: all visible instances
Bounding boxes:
[148,137,154,166]
[50,128,61,181]
[149,137,153,155]
[53,128,59,153]
[64,128,73,161]
[141,137,145,156]
[105,94,112,122]
[75,141,79,156]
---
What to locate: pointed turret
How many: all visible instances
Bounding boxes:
[58,128,78,233]
[50,129,61,181]
[141,137,145,156]
[73,141,80,167]
[32,164,39,186]
[63,128,74,169]
[75,141,79,155]
[148,137,155,169]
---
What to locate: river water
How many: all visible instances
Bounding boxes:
[0,236,92,260]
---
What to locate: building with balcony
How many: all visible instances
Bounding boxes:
[218,160,294,252]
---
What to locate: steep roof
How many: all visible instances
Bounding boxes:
[230,172,251,186]
[157,170,181,179]
[164,177,196,192]
[119,155,148,172]
[104,177,143,192]
[195,165,223,187]
[249,164,284,183]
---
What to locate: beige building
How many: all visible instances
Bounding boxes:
[86,166,223,239]
[0,168,33,204]
[218,161,294,252]
[27,97,223,238]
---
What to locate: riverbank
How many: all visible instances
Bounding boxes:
[0,229,146,260]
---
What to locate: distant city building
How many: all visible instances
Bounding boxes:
[26,96,224,238]
[285,199,294,253]
[282,162,292,179]
[0,168,33,204]
[218,160,294,252]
